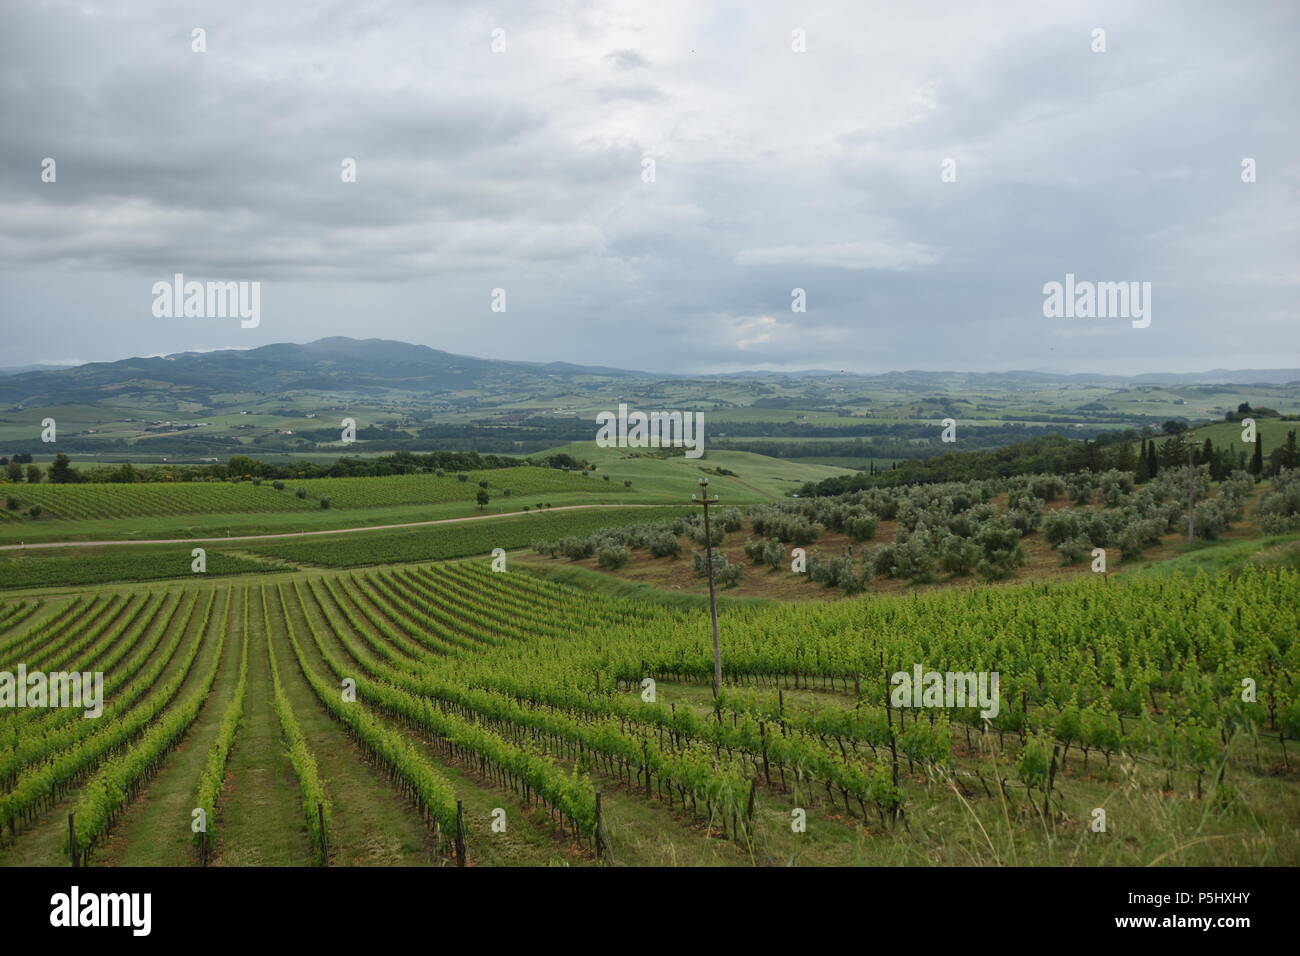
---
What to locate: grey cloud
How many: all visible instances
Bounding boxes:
[0,0,1295,374]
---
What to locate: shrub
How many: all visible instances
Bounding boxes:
[716,561,744,588]
[1193,500,1229,540]
[558,537,596,560]
[1116,518,1164,559]
[1030,476,1067,501]
[273,480,286,490]
[1056,535,1092,565]
[623,480,632,487]
[1098,469,1135,506]
[749,506,823,544]
[845,513,879,541]
[647,533,681,558]
[1258,469,1300,533]
[939,535,981,576]
[976,521,1025,580]
[893,535,938,583]
[319,497,332,509]
[458,474,469,482]
[1043,510,1081,546]
[295,488,308,499]
[1067,475,1094,505]
[4,496,19,510]
[714,508,742,533]
[1006,508,1040,536]
[26,505,42,518]
[692,549,743,587]
[1086,514,1113,547]
[690,522,726,548]
[596,544,630,569]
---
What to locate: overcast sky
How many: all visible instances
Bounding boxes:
[1,0,1296,375]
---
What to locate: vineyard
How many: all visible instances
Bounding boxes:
[0,547,282,590]
[1,465,612,523]
[0,558,1296,867]
[8,481,318,520]
[288,467,607,509]
[241,506,689,569]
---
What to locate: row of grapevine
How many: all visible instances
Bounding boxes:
[303,574,795,837]
[0,596,103,667]
[0,592,212,835]
[243,507,687,568]
[14,481,319,520]
[285,580,595,841]
[288,466,593,510]
[260,586,332,858]
[1,593,171,750]
[0,547,280,591]
[357,561,1297,823]
[272,583,458,845]
[192,591,251,861]
[5,594,182,752]
[0,593,191,788]
[66,590,234,863]
[0,599,41,635]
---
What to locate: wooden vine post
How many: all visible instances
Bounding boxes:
[594,791,613,865]
[455,800,466,867]
[319,802,328,866]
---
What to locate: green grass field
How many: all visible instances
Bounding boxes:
[0,452,851,544]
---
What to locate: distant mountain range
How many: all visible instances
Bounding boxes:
[0,364,77,376]
[714,368,1300,385]
[0,338,651,407]
[0,337,1296,408]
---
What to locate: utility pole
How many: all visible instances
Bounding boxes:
[692,477,722,698]
[1187,441,1196,543]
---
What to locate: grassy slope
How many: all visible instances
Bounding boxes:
[534,442,854,502]
[0,448,848,544]
[1133,417,1296,460]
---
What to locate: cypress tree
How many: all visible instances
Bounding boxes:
[1279,430,1298,472]
[1146,440,1158,479]
[1250,436,1264,477]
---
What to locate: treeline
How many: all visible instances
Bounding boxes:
[0,433,569,457]
[712,423,1110,461]
[220,450,586,480]
[414,419,594,441]
[797,429,1299,496]
[718,420,1139,439]
[0,450,586,485]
